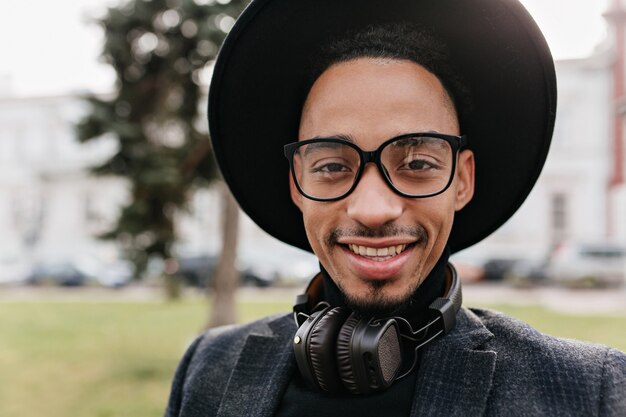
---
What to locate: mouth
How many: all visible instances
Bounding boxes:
[344,243,414,262]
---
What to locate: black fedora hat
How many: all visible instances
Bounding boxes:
[208,0,556,253]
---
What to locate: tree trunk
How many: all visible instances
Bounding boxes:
[163,272,182,300]
[207,183,240,328]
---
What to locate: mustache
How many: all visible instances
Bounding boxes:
[326,223,428,246]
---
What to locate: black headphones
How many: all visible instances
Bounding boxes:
[292,263,462,395]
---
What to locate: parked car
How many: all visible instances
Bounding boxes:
[174,245,319,288]
[455,256,547,286]
[482,258,520,282]
[503,258,548,286]
[449,252,487,283]
[546,242,626,287]
[237,246,318,287]
[175,254,276,288]
[26,257,133,288]
[95,260,133,288]
[177,255,219,287]
[27,261,93,286]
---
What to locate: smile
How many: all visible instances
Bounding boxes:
[347,244,409,261]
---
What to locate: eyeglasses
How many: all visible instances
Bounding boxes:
[284,133,467,201]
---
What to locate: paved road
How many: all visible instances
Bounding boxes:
[460,283,626,315]
[236,284,626,315]
[1,283,625,315]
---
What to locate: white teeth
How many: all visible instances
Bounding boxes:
[348,244,408,258]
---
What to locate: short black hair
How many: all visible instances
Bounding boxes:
[307,24,470,127]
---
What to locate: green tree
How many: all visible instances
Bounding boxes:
[76,0,248,327]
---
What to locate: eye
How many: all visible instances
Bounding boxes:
[399,156,439,171]
[313,162,351,173]
[308,156,355,174]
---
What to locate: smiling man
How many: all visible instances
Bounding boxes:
[164,1,626,416]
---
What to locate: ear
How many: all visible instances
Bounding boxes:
[289,172,304,211]
[454,149,475,211]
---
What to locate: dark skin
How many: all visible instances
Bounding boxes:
[290,58,475,314]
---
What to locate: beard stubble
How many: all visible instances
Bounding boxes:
[326,222,428,317]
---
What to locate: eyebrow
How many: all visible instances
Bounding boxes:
[307,133,355,143]
[302,140,349,157]
[391,135,449,151]
[301,131,450,156]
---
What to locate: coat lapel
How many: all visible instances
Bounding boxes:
[216,315,296,417]
[215,309,496,417]
[410,308,497,417]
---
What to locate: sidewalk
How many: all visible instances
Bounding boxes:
[1,283,625,315]
[462,283,626,315]
[238,284,626,315]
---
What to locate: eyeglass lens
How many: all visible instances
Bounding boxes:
[292,136,454,200]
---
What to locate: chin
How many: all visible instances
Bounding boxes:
[337,278,416,317]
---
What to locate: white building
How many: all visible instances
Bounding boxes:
[0,93,129,270]
[1,3,626,279]
[0,91,312,282]
[458,1,626,263]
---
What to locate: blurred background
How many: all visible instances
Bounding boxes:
[0,0,625,416]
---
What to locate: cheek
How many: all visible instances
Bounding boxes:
[302,215,322,250]
[299,201,338,248]
[406,197,456,242]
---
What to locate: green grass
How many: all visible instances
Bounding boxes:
[481,304,626,352]
[0,297,623,417]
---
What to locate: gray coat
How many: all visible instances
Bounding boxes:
[164,308,626,417]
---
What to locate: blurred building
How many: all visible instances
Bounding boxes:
[459,0,626,263]
[0,92,129,267]
[0,90,311,282]
[1,3,625,279]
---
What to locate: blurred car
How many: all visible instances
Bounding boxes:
[95,260,133,288]
[27,261,93,286]
[176,254,276,288]
[449,260,485,283]
[503,258,548,286]
[237,245,318,286]
[175,245,319,288]
[449,251,487,283]
[482,258,520,282]
[177,255,219,287]
[546,242,626,287]
[26,257,133,288]
[452,256,548,286]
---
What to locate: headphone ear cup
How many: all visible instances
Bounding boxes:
[306,307,351,393]
[336,312,362,394]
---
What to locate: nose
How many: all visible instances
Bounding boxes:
[345,165,404,229]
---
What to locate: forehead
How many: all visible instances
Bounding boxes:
[299,58,459,145]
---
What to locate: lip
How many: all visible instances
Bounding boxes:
[337,238,417,247]
[341,244,414,280]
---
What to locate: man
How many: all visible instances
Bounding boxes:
[165,0,626,416]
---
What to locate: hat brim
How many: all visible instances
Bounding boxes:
[209,0,556,253]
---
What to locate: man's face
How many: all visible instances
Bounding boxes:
[291,58,474,313]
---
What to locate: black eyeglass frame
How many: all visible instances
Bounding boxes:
[284,132,468,202]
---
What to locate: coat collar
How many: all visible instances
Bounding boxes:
[410,307,497,416]
[217,308,496,417]
[216,314,297,417]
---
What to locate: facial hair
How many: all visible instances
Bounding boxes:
[326,222,428,317]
